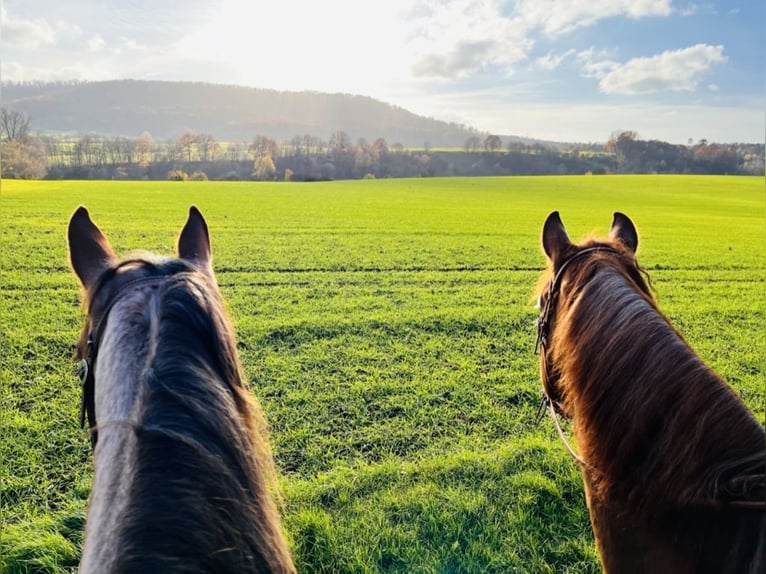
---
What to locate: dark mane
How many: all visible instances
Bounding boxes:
[93,258,291,572]
[547,240,765,511]
[69,206,294,573]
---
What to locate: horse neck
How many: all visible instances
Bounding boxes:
[80,288,157,572]
[552,264,765,510]
[80,281,294,573]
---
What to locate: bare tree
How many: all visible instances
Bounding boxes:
[136,131,154,167]
[249,135,278,159]
[0,108,32,142]
[370,138,388,162]
[302,134,313,156]
[289,135,303,156]
[606,130,639,168]
[1,138,47,178]
[484,134,502,153]
[197,133,217,161]
[118,137,137,165]
[178,130,198,162]
[226,142,245,162]
[329,131,350,153]
[464,136,481,153]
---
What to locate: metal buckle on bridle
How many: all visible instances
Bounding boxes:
[534,302,550,356]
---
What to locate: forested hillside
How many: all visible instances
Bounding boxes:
[1,80,481,147]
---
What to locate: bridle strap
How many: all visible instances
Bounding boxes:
[540,395,587,467]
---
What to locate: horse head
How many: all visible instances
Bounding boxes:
[67,206,295,573]
[537,211,641,417]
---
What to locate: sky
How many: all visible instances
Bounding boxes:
[1,0,764,143]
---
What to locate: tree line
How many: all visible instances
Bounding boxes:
[1,108,763,180]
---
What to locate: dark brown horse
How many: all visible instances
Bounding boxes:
[536,211,765,573]
[69,206,295,573]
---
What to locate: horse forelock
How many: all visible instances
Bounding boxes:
[536,236,652,302]
[80,255,294,573]
[546,245,765,516]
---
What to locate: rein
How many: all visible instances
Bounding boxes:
[78,272,179,448]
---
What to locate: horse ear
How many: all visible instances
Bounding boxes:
[177,206,212,271]
[542,211,572,262]
[610,212,638,253]
[68,206,117,290]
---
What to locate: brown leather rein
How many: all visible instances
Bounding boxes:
[533,247,765,511]
[77,272,177,449]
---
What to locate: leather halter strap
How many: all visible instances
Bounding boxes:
[78,274,171,448]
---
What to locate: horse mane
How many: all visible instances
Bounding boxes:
[83,257,293,572]
[544,237,765,515]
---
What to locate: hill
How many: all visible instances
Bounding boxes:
[1,80,483,147]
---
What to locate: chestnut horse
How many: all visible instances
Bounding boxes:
[536,211,765,573]
[69,206,295,573]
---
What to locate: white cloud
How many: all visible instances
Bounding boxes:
[587,44,727,94]
[532,49,576,70]
[1,1,681,89]
[678,3,716,16]
[413,41,499,78]
[112,38,147,56]
[88,35,106,52]
[409,0,531,78]
[410,0,674,80]
[576,47,614,63]
[516,0,672,36]
[582,59,620,79]
[0,6,80,48]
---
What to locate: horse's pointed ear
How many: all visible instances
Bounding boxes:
[68,206,117,290]
[542,211,572,262]
[177,206,212,271]
[610,212,638,253]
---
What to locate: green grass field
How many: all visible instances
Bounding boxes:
[1,176,764,573]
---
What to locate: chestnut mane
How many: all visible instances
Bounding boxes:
[538,211,765,572]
